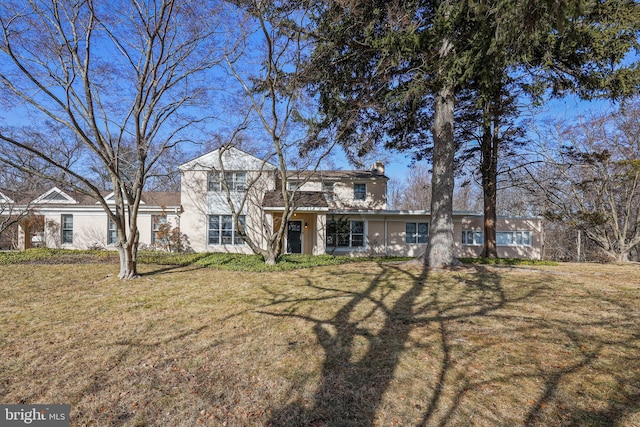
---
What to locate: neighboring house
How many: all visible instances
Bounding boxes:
[8,147,542,259]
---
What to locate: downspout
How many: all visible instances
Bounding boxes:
[384,216,388,257]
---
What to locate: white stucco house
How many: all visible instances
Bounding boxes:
[4,147,542,259]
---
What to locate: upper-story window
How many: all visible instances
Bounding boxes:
[322,182,334,201]
[353,183,366,200]
[207,171,247,192]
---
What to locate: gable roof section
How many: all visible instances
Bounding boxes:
[98,191,180,207]
[102,191,146,205]
[179,147,277,172]
[32,187,78,204]
[21,187,180,209]
[180,148,388,183]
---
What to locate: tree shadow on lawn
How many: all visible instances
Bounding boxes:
[260,263,640,426]
[139,263,205,277]
[258,264,507,426]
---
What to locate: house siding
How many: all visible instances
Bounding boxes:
[8,149,542,260]
[29,209,180,250]
[318,213,542,260]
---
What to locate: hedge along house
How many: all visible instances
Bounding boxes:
[179,148,543,259]
[4,147,542,258]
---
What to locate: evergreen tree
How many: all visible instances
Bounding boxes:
[305,0,639,265]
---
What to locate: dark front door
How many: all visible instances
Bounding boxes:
[287,221,302,254]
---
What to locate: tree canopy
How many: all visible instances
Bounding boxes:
[303,0,640,265]
[0,0,227,278]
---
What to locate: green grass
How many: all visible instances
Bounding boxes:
[0,248,116,264]
[0,248,559,270]
[141,252,412,271]
[0,248,412,271]
[1,261,639,426]
[458,257,558,266]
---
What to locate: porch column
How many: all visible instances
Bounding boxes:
[18,222,29,250]
[314,214,326,255]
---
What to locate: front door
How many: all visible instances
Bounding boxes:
[287,221,302,254]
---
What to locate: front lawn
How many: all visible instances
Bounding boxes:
[1,260,639,426]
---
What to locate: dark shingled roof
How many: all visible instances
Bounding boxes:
[284,169,388,181]
[262,190,329,209]
[7,189,180,207]
[141,192,181,207]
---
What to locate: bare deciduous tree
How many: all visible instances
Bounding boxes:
[0,0,225,278]
[389,164,432,211]
[529,103,640,262]
[215,0,336,265]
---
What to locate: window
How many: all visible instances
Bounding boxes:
[208,215,245,245]
[462,230,532,246]
[406,222,429,244]
[107,218,117,245]
[323,182,334,201]
[43,191,69,201]
[462,230,484,245]
[61,214,73,244]
[497,231,532,246]
[354,183,366,200]
[327,219,364,248]
[152,215,168,245]
[207,171,247,192]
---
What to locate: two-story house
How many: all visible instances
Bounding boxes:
[178,148,543,259]
[7,147,542,259]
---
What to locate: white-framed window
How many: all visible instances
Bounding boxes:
[462,230,484,245]
[326,219,364,248]
[406,222,429,244]
[61,214,73,244]
[208,215,245,245]
[207,171,247,192]
[353,183,366,200]
[107,218,117,245]
[497,231,532,246]
[152,215,168,245]
[322,182,334,201]
[462,230,532,246]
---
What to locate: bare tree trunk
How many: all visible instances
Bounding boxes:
[264,251,278,265]
[427,80,456,268]
[116,243,138,279]
[114,222,139,279]
[481,102,498,258]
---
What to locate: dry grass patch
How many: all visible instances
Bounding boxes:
[1,261,639,426]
